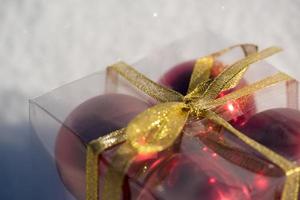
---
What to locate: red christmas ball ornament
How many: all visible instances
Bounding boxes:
[137,153,251,200]
[159,60,256,126]
[159,60,195,95]
[55,93,150,200]
[228,108,300,199]
[237,108,300,160]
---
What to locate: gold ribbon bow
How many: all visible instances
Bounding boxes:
[85,44,300,200]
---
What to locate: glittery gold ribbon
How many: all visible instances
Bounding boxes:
[86,44,300,200]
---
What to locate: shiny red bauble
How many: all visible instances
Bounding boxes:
[137,153,251,200]
[55,93,150,200]
[159,60,195,95]
[227,108,300,199]
[158,60,228,95]
[238,108,300,160]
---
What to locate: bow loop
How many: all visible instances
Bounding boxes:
[127,102,189,153]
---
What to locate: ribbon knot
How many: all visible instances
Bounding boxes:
[85,44,299,200]
[180,93,207,117]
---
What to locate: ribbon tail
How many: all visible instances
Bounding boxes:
[281,172,300,200]
[202,72,292,110]
[108,62,184,102]
[187,44,258,96]
[202,47,282,100]
[211,44,258,91]
[86,145,99,200]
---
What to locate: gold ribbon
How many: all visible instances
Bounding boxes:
[86,44,300,200]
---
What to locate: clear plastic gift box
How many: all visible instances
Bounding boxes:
[30,34,300,200]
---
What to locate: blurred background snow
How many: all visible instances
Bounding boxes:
[0,0,300,199]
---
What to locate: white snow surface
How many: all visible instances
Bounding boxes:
[1,0,300,124]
